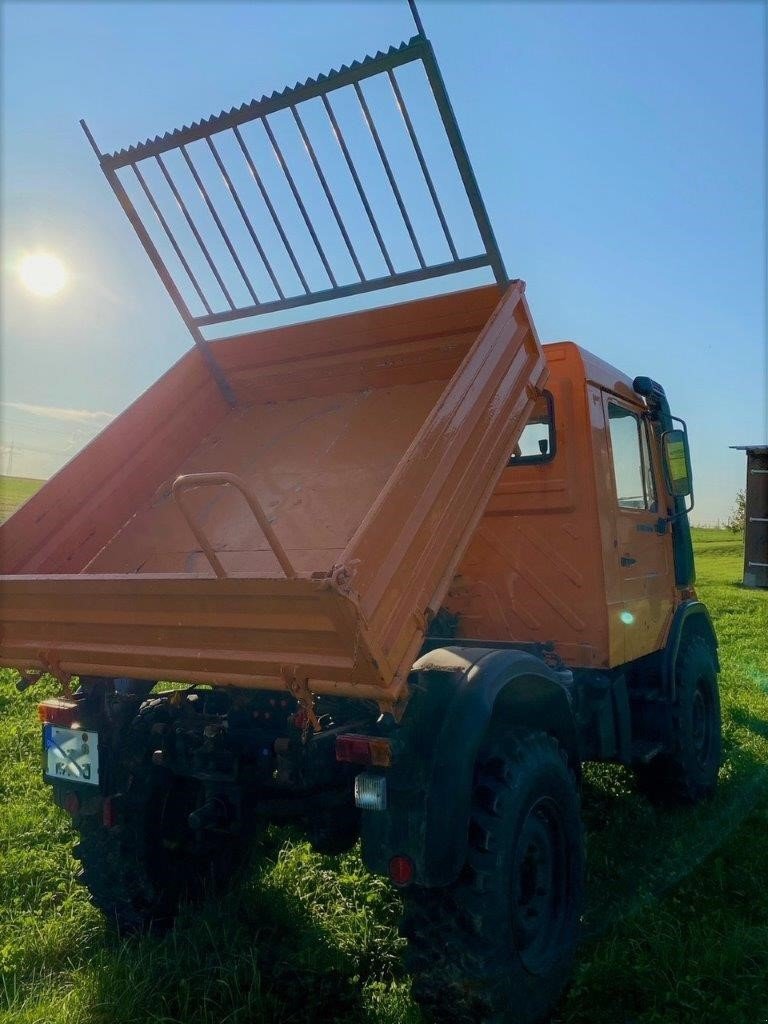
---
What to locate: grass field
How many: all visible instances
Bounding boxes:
[0,476,44,524]
[0,526,766,1024]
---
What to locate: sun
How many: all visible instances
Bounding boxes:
[19,252,68,298]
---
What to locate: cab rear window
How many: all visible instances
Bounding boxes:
[507,391,555,465]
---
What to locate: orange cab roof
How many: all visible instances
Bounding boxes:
[543,341,642,407]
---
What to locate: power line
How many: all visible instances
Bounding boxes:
[0,412,103,431]
[0,440,71,457]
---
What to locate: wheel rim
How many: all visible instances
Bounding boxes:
[510,796,568,975]
[691,676,714,769]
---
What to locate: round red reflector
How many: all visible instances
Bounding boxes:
[63,792,80,816]
[388,855,414,887]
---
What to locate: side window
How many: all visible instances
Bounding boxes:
[607,402,656,510]
[508,391,555,465]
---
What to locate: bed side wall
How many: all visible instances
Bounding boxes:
[341,283,550,692]
[0,348,230,573]
[208,285,502,403]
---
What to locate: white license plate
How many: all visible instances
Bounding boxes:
[44,725,100,785]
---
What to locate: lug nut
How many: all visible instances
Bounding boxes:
[151,749,166,766]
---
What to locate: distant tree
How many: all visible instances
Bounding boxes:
[725,489,746,533]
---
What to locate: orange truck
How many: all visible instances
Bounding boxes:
[0,14,720,1024]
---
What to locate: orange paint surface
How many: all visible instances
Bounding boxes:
[448,342,679,669]
[0,283,547,702]
[0,284,682,699]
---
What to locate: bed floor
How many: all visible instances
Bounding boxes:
[86,380,443,577]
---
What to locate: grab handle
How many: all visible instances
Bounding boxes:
[172,471,296,579]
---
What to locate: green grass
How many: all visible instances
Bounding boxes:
[0,528,766,1024]
[0,476,44,524]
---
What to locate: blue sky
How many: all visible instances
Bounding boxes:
[1,0,765,524]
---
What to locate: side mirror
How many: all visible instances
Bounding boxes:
[662,427,693,498]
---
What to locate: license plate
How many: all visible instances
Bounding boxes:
[44,725,99,785]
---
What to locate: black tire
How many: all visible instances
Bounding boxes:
[307,805,360,855]
[401,731,584,1024]
[635,635,722,804]
[73,694,253,933]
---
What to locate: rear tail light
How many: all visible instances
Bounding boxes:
[37,698,81,728]
[63,791,80,816]
[336,734,392,767]
[388,855,414,887]
[354,772,387,811]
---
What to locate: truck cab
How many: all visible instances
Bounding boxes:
[450,340,696,670]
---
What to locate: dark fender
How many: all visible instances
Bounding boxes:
[662,600,719,700]
[360,646,578,887]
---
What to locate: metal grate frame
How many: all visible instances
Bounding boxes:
[81,28,507,403]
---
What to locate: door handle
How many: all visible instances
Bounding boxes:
[620,555,637,567]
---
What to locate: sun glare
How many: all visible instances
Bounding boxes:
[19,252,68,298]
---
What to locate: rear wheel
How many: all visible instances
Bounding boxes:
[73,694,253,933]
[307,805,360,855]
[401,731,584,1024]
[635,635,721,804]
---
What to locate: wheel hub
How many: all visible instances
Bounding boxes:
[511,796,567,974]
[691,678,713,768]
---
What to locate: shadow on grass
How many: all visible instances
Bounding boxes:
[731,706,768,741]
[71,834,398,1024]
[579,722,768,944]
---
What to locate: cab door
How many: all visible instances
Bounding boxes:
[602,393,675,662]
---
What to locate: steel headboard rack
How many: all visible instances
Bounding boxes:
[81,2,507,403]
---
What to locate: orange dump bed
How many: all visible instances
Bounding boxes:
[0,283,546,705]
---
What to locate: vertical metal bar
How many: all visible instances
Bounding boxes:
[353,81,426,270]
[155,153,237,310]
[79,120,235,405]
[420,43,508,285]
[205,136,284,300]
[321,94,395,275]
[232,125,310,294]
[131,163,213,315]
[408,0,426,37]
[261,116,338,287]
[180,144,260,305]
[387,70,459,261]
[290,104,365,281]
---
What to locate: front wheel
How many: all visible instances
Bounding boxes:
[401,730,584,1024]
[635,635,722,804]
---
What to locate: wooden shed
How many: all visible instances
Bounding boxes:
[731,445,768,589]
